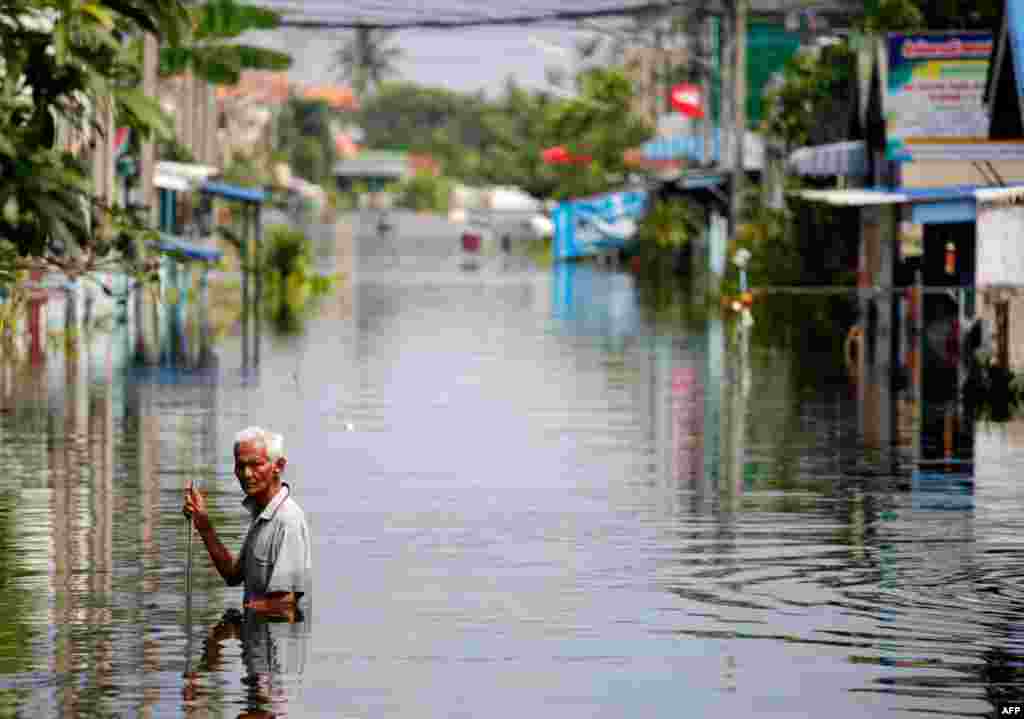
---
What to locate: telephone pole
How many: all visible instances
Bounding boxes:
[731,0,747,235]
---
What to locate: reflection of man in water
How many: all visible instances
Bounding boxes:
[190,607,311,719]
[183,426,312,615]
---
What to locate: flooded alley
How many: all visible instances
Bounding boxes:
[0,212,1021,718]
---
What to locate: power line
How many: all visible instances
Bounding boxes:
[257,1,686,30]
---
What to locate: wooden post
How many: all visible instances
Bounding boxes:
[996,298,1010,369]
[28,270,44,365]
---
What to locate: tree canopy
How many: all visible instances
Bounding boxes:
[357,69,652,200]
[0,0,191,283]
[333,28,403,98]
[159,0,292,85]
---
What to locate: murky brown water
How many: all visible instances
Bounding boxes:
[0,211,1021,717]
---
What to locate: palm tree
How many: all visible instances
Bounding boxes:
[332,28,403,98]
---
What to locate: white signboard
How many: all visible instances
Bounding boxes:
[976,201,1024,287]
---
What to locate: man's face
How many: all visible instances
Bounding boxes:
[234,439,279,498]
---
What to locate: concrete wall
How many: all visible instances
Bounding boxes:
[977,290,1024,372]
[902,160,1024,188]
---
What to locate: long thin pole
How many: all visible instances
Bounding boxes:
[183,492,194,677]
[241,204,250,370]
[731,0,747,235]
[254,203,262,368]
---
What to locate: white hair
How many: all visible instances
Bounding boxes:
[234,426,285,462]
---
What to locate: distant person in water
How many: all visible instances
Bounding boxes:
[183,426,311,618]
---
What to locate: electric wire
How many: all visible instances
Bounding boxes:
[245,0,685,29]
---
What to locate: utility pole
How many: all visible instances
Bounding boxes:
[731,0,747,236]
[702,13,719,168]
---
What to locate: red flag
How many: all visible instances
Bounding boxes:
[670,83,704,118]
[541,146,592,165]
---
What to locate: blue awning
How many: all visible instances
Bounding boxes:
[676,172,729,191]
[641,128,764,169]
[642,133,720,164]
[158,233,223,262]
[201,181,266,204]
[788,141,867,177]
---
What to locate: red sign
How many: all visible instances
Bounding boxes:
[670,84,704,118]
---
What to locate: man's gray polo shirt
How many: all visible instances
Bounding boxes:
[240,484,311,602]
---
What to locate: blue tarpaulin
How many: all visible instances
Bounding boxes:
[552,189,648,261]
[201,181,266,204]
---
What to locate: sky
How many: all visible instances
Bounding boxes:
[248,24,595,96]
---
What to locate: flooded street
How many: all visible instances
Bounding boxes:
[1,211,1022,717]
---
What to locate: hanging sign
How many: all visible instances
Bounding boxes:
[976,193,1024,287]
[552,189,647,260]
[885,31,993,161]
[670,83,704,118]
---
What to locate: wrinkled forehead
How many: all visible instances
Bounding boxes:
[234,438,269,461]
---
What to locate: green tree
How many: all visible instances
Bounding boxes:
[762,42,857,151]
[478,78,561,198]
[860,0,1000,32]
[291,137,328,186]
[545,67,654,199]
[0,0,190,282]
[275,96,337,184]
[394,171,452,213]
[261,224,333,333]
[333,28,403,98]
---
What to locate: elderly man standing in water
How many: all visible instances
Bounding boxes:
[183,426,311,615]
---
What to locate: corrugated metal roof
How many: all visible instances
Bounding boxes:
[798,183,1024,206]
[788,141,867,177]
[797,189,909,205]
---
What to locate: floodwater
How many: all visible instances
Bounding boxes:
[1,210,1022,718]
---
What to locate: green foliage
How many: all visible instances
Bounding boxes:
[291,138,328,187]
[159,137,196,164]
[637,198,704,252]
[159,0,291,85]
[478,79,562,198]
[261,224,334,333]
[727,187,803,293]
[762,43,856,151]
[0,0,189,279]
[861,0,925,31]
[858,0,1000,32]
[546,68,654,200]
[275,97,337,185]
[222,154,269,187]
[357,83,496,178]
[964,357,1024,422]
[394,171,452,214]
[357,72,651,200]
